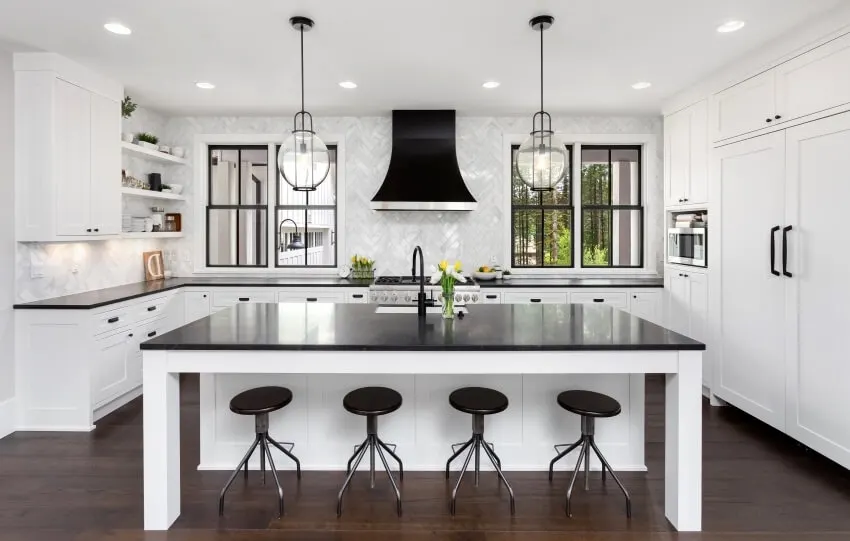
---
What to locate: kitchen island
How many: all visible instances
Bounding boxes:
[141,302,704,531]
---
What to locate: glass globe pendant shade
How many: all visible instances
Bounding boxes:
[515,131,568,191]
[278,129,331,192]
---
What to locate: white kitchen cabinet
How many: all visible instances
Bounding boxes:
[664,100,708,206]
[569,291,629,310]
[347,290,369,303]
[502,291,567,305]
[711,132,787,428]
[627,290,662,326]
[711,70,777,142]
[278,290,346,303]
[481,291,503,304]
[665,268,709,385]
[14,54,123,241]
[212,290,277,308]
[783,112,850,469]
[92,327,136,408]
[184,291,211,323]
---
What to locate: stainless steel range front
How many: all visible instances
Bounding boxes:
[368,276,481,305]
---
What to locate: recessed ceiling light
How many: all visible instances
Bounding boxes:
[195,82,215,90]
[631,81,652,90]
[482,81,501,89]
[717,20,746,33]
[104,22,131,35]
[338,81,357,89]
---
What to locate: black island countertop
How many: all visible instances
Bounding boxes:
[14,276,663,310]
[141,302,703,352]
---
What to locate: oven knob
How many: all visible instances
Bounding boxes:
[391,292,398,302]
[380,294,388,303]
[404,294,410,302]
[463,294,470,302]
[455,293,461,302]
[472,294,479,303]
[370,292,378,302]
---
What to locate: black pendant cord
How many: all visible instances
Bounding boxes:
[539,21,544,115]
[300,25,305,115]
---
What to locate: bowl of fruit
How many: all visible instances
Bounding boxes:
[473,266,498,281]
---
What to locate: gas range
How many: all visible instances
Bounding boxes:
[368,275,481,305]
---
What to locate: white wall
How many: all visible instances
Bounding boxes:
[0,49,15,415]
[14,112,662,301]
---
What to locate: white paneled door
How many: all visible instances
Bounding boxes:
[711,71,776,142]
[54,78,92,236]
[89,92,121,236]
[784,112,850,468]
[712,132,787,430]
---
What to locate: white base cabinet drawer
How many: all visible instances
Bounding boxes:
[569,291,629,309]
[92,328,136,408]
[93,305,134,336]
[347,290,368,303]
[503,292,567,304]
[132,294,172,322]
[212,290,277,308]
[481,292,502,304]
[278,291,346,303]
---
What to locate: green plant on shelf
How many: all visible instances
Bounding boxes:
[136,132,159,145]
[122,95,137,119]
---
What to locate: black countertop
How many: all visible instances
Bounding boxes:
[141,302,704,352]
[13,276,663,310]
[478,277,663,288]
[13,277,373,310]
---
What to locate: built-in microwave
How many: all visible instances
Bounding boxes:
[667,227,707,267]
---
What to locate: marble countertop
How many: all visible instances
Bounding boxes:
[141,302,704,352]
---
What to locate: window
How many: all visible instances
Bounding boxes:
[275,145,338,268]
[510,143,644,270]
[204,143,339,270]
[580,146,643,268]
[206,146,268,268]
[511,145,574,268]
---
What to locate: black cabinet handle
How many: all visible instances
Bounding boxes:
[107,317,119,324]
[782,225,793,278]
[633,295,637,299]
[128,333,133,338]
[147,331,157,338]
[93,228,99,232]
[766,118,773,123]
[770,226,780,276]
[530,298,542,303]
[678,198,683,203]
[203,294,207,298]
[775,115,782,120]
[238,297,250,302]
[683,274,689,278]
[147,306,156,312]
[306,297,318,302]
[352,294,364,299]
[683,198,689,202]
[593,298,604,303]
[86,228,92,233]
[486,294,498,299]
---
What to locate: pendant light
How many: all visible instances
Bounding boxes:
[278,16,331,192]
[514,15,568,192]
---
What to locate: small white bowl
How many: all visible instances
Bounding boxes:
[169,184,184,195]
[121,132,134,143]
[172,147,186,158]
[159,145,171,154]
[473,271,498,281]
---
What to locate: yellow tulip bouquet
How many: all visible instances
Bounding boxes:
[429,260,466,319]
[350,254,376,280]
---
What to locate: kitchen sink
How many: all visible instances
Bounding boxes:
[374,305,468,315]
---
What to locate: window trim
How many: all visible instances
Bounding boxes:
[502,133,658,276]
[193,133,346,275]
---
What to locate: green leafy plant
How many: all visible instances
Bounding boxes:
[161,184,172,190]
[136,132,159,145]
[122,95,137,119]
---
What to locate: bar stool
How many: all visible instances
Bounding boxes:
[549,390,631,518]
[337,386,404,517]
[218,386,301,517]
[445,386,515,515]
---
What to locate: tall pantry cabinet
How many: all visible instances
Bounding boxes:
[711,112,850,468]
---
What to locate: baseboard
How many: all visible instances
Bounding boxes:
[0,397,15,440]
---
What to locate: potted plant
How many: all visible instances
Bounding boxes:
[161,184,173,193]
[122,95,137,119]
[136,132,159,151]
[350,254,376,280]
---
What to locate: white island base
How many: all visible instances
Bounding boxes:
[143,348,702,531]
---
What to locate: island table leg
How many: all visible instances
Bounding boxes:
[143,351,181,530]
[664,350,703,531]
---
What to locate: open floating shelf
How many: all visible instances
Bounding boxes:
[120,187,186,202]
[120,232,184,239]
[121,142,188,165]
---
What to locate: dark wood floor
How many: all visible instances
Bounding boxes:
[1,375,849,541]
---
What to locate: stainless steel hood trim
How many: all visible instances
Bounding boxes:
[370,200,478,211]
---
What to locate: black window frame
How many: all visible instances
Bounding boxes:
[510,144,575,269]
[205,145,268,269]
[579,144,644,269]
[274,144,338,269]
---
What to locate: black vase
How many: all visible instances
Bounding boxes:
[149,173,162,192]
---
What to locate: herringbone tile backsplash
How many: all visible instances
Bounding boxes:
[16,110,662,302]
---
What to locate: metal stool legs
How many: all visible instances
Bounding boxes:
[446,413,515,516]
[550,416,631,518]
[219,412,301,517]
[337,414,403,517]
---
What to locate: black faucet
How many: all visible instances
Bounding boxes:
[412,245,427,317]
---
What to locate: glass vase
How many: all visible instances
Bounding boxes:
[441,281,455,319]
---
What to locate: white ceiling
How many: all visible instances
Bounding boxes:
[0,0,843,116]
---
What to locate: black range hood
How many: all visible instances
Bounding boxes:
[370,110,477,211]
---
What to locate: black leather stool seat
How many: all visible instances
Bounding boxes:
[343,386,402,416]
[229,386,293,415]
[557,390,621,418]
[449,387,509,415]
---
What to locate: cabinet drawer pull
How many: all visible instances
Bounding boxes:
[128,333,133,338]
[147,306,156,312]
[530,298,542,303]
[93,228,99,232]
[352,294,364,299]
[766,118,773,123]
[147,331,157,338]
[775,115,782,120]
[306,297,318,302]
[107,317,119,324]
[238,297,250,302]
[593,298,604,303]
[486,295,498,300]
[86,228,92,233]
